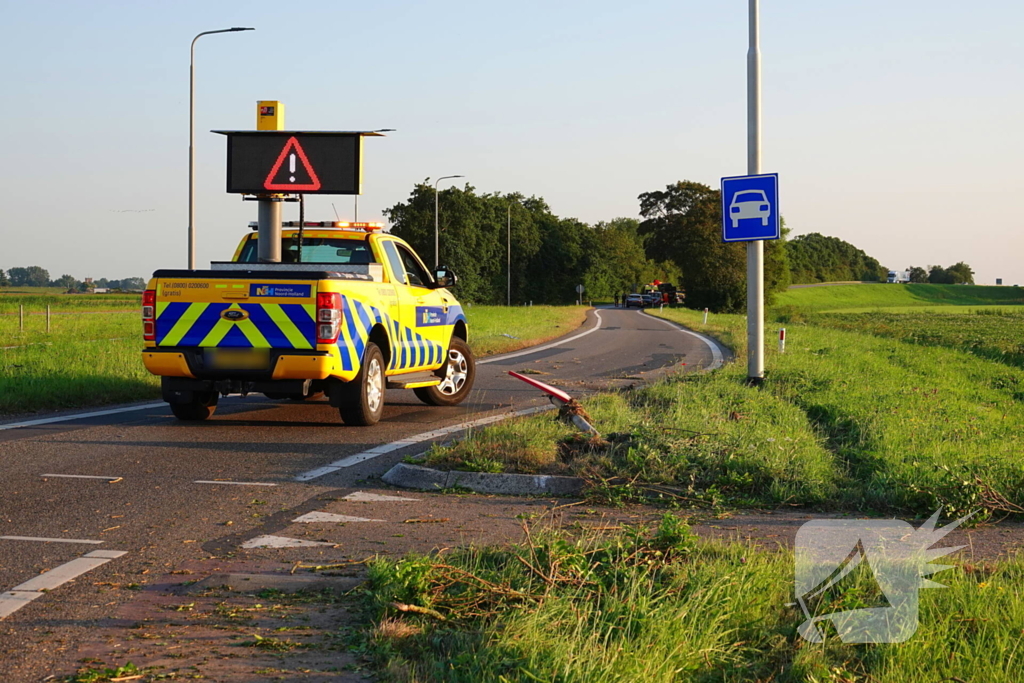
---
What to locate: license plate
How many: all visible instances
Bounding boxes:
[204,348,269,370]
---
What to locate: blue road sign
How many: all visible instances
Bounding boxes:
[721,173,780,242]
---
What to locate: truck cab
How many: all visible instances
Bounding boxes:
[142,222,474,426]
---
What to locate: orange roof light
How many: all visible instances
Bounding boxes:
[280,221,384,231]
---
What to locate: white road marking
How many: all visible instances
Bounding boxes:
[294,404,556,482]
[0,549,127,620]
[0,536,103,544]
[643,311,725,370]
[478,310,603,365]
[41,474,123,483]
[193,480,279,487]
[241,535,336,549]
[0,591,42,619]
[342,491,419,502]
[293,512,383,523]
[0,402,166,431]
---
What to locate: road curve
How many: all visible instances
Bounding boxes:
[0,306,723,679]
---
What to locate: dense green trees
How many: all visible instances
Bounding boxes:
[909,266,929,283]
[0,269,9,287]
[924,262,975,285]
[7,266,51,287]
[384,182,674,305]
[786,233,886,283]
[637,181,789,312]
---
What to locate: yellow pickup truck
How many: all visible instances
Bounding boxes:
[142,221,474,426]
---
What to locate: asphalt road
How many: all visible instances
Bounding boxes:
[0,306,722,678]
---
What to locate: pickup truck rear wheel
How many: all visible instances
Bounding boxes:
[338,342,385,426]
[414,337,475,407]
[169,391,219,421]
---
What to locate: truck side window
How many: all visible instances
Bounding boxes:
[396,245,432,288]
[381,240,407,285]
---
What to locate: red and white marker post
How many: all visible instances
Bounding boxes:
[778,328,786,353]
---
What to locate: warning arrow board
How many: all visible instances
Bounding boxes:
[264,137,321,191]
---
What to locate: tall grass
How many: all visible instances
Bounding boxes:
[363,522,1024,682]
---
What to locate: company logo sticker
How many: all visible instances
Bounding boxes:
[416,306,445,327]
[793,510,972,643]
[249,284,311,298]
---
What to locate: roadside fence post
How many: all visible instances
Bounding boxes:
[703,308,709,324]
[779,328,786,353]
[46,305,51,334]
[19,305,24,332]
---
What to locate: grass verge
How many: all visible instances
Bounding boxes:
[361,521,1024,682]
[431,300,1024,519]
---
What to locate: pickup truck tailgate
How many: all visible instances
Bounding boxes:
[153,276,316,349]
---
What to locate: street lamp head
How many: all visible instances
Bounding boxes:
[230,27,255,31]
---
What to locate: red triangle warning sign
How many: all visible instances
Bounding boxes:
[264,137,322,191]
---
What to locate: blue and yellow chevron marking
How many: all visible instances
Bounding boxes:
[155,302,315,349]
[337,295,446,374]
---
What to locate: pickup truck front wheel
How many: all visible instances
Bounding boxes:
[169,391,219,421]
[414,337,475,407]
[338,342,385,426]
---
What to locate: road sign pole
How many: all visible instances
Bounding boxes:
[257,102,283,264]
[746,0,765,383]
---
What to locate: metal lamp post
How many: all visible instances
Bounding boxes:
[189,27,254,270]
[433,175,463,268]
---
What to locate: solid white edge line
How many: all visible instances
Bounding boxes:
[0,402,166,431]
[0,549,127,620]
[0,536,104,544]
[41,474,122,482]
[478,310,604,364]
[642,310,725,371]
[193,480,278,486]
[295,404,556,482]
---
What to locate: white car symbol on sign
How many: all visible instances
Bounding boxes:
[729,190,771,228]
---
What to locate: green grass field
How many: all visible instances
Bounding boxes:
[362,521,1024,682]
[774,283,1024,315]
[0,303,587,416]
[430,285,1024,519]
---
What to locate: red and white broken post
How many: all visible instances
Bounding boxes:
[506,371,599,435]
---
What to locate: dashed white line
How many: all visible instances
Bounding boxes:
[0,402,165,431]
[0,536,103,544]
[342,491,419,502]
[295,404,556,482]
[241,535,335,549]
[477,310,603,365]
[0,549,127,620]
[193,480,278,487]
[41,474,123,483]
[293,512,383,523]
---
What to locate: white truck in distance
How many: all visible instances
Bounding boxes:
[887,270,911,284]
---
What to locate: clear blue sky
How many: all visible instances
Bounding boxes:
[2,0,1021,285]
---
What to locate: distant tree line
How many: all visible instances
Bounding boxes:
[0,267,145,292]
[905,263,975,285]
[385,182,678,305]
[785,233,887,283]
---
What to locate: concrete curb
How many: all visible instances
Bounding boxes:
[382,462,585,496]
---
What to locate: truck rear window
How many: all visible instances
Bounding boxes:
[237,237,376,265]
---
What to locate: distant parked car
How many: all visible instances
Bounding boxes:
[625,294,644,308]
[729,189,771,228]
